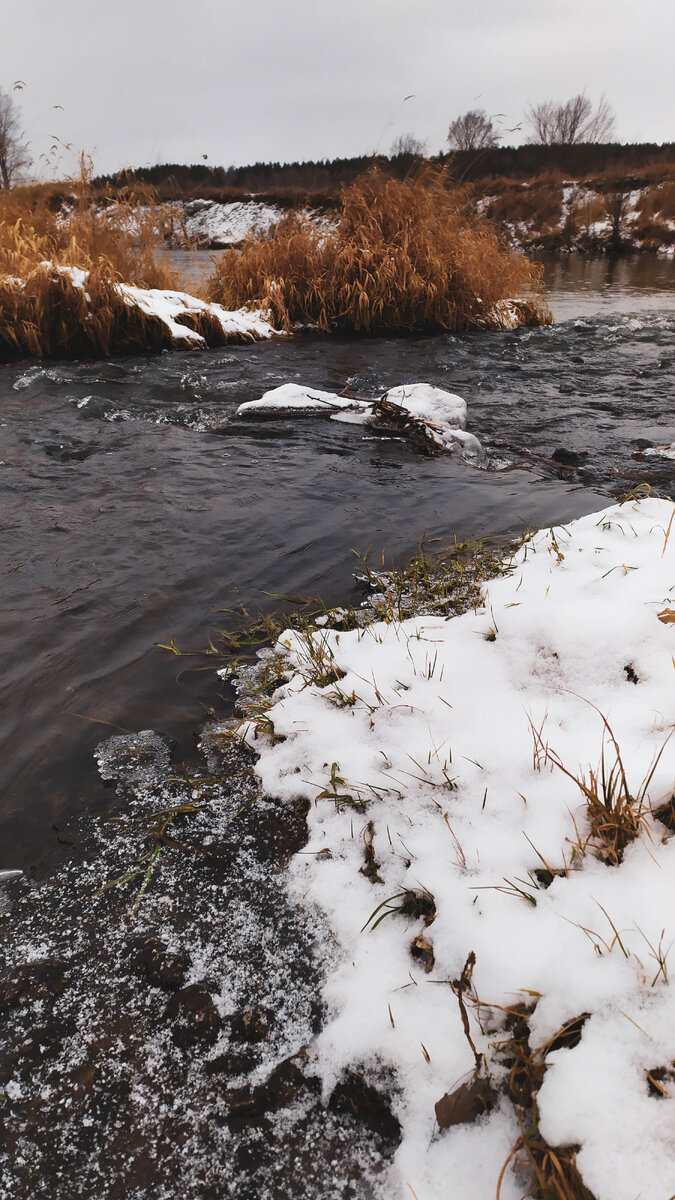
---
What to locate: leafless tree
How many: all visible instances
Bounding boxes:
[0,88,30,189]
[390,132,428,157]
[526,93,616,145]
[447,109,500,152]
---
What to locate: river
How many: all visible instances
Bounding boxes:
[0,255,672,874]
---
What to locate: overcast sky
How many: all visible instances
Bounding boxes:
[2,0,673,179]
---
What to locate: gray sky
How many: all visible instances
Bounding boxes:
[2,0,673,179]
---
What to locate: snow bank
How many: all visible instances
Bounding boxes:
[178,199,283,247]
[240,497,675,1199]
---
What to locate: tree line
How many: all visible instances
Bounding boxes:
[1,86,673,196]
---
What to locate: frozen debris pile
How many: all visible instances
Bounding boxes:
[236,382,486,464]
[0,261,273,360]
[239,496,675,1200]
[644,443,675,461]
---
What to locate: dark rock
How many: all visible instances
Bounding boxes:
[167,984,221,1047]
[328,1071,401,1142]
[229,1006,274,1043]
[551,448,588,466]
[0,961,68,1014]
[128,936,189,990]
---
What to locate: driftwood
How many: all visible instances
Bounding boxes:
[369,396,450,456]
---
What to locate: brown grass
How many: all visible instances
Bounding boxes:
[206,165,549,334]
[0,161,201,359]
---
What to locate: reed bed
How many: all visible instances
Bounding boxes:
[0,167,198,358]
[207,166,550,334]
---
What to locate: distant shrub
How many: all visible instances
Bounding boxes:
[207,166,549,334]
[484,183,563,230]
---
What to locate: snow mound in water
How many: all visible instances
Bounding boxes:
[382,383,467,430]
[236,383,369,417]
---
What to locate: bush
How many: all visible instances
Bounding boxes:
[207,166,550,334]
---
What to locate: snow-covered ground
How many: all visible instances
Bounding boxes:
[232,496,675,1199]
[173,199,284,247]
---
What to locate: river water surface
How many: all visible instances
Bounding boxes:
[1,255,673,872]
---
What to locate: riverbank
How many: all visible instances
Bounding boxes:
[1,495,673,1199]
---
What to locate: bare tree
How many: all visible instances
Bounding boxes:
[526,93,616,145]
[447,109,500,152]
[0,88,30,189]
[390,132,428,157]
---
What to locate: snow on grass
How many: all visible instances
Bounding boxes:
[240,496,675,1199]
[117,281,272,344]
[43,263,273,347]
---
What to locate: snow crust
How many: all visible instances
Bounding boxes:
[382,384,467,430]
[242,497,675,1199]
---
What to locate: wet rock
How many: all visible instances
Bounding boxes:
[128,936,190,990]
[0,960,69,1014]
[204,1048,256,1078]
[328,1071,401,1143]
[229,1006,274,1043]
[225,1056,320,1130]
[551,448,588,466]
[167,983,221,1047]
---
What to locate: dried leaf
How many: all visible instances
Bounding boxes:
[657,608,675,625]
[410,934,435,973]
[435,1072,497,1129]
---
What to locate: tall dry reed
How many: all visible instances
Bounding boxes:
[0,160,188,358]
[207,165,550,333]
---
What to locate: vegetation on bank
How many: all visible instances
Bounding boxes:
[206,167,549,335]
[0,170,267,359]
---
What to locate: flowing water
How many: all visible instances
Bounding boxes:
[1,256,673,873]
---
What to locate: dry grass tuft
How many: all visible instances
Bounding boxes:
[207,165,550,334]
[496,1006,596,1200]
[530,707,671,866]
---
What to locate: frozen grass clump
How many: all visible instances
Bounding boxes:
[207,165,551,334]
